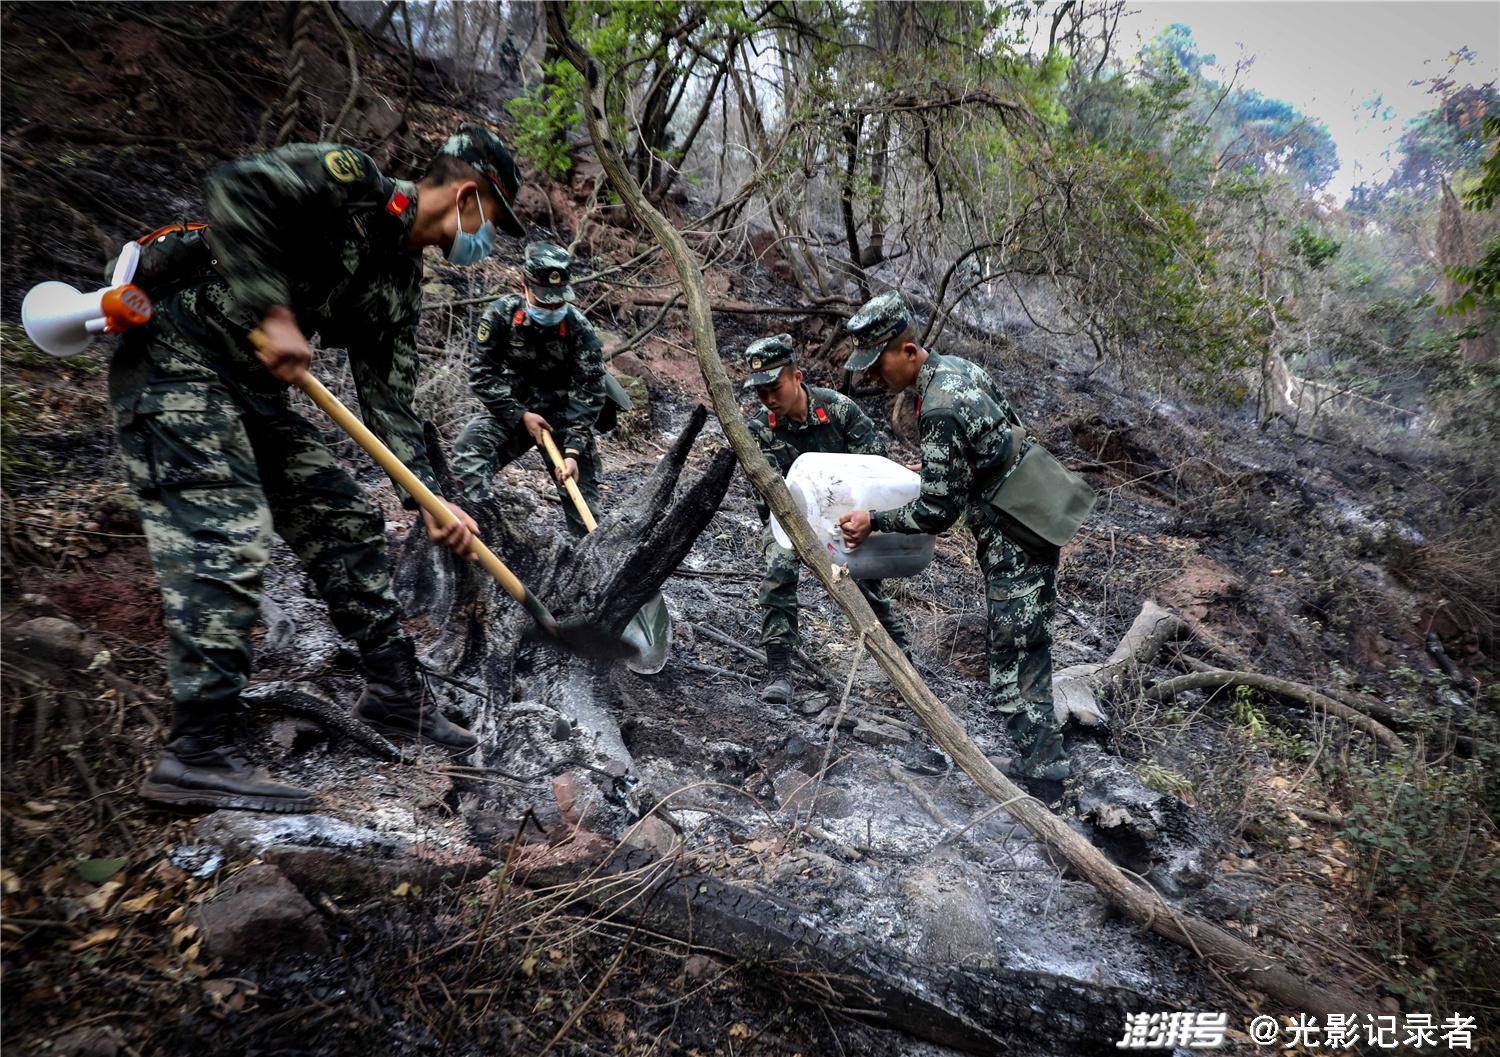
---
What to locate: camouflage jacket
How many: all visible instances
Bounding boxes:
[870,353,1024,535]
[142,143,439,494]
[748,385,886,521]
[470,294,605,452]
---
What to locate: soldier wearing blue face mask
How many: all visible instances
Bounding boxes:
[111,124,526,814]
[452,242,608,535]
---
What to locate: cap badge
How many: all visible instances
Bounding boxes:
[750,355,762,369]
[549,270,562,285]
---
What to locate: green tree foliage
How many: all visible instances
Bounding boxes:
[506,58,584,179]
[1389,83,1498,196]
[1445,113,1500,321]
[1287,223,1342,271]
[1129,24,1339,193]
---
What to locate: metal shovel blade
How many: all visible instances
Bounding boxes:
[622,592,671,675]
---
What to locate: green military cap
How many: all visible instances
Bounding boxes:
[843,291,913,371]
[522,241,575,306]
[438,123,526,237]
[741,333,796,388]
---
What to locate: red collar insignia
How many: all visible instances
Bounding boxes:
[386,190,410,216]
[814,406,829,424]
[767,411,777,428]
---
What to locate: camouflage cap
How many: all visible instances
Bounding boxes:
[522,241,575,305]
[843,291,913,371]
[741,333,796,388]
[437,124,526,237]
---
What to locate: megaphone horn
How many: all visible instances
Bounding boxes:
[20,242,152,359]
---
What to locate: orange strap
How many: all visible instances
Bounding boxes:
[135,221,208,246]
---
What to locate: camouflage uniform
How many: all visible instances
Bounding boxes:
[111,143,447,743]
[743,336,909,653]
[452,243,606,536]
[846,293,1064,774]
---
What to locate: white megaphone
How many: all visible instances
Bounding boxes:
[21,242,153,357]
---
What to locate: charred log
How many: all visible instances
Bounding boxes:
[521,840,1145,1056]
[392,406,736,839]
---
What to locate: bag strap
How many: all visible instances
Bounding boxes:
[999,422,1028,479]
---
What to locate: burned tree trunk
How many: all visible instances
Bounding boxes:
[393,406,736,837]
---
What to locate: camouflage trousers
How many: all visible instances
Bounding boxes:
[113,367,404,742]
[758,529,909,652]
[452,414,601,537]
[982,557,1062,768]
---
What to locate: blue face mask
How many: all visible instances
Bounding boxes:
[524,302,567,327]
[447,191,495,266]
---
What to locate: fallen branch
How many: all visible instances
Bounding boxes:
[1053,599,1187,726]
[1146,669,1405,753]
[1180,657,1488,756]
[606,293,679,361]
[630,295,850,317]
[547,2,1356,1016]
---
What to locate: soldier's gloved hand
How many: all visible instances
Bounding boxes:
[522,412,553,445]
[838,510,873,548]
[555,456,579,485]
[422,499,480,561]
[254,306,314,385]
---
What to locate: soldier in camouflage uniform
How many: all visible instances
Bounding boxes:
[115,125,527,813]
[451,241,606,536]
[743,335,909,703]
[837,293,1068,782]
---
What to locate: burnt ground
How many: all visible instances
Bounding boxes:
[6,325,1492,1054]
[4,4,1498,1056]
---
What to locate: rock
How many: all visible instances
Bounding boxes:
[899,862,997,968]
[552,772,585,826]
[52,1027,119,1057]
[190,863,328,963]
[7,616,96,671]
[852,718,912,746]
[623,816,678,856]
[793,692,830,716]
[168,844,224,879]
[772,771,852,818]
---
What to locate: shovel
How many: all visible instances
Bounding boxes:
[538,430,672,675]
[249,334,625,659]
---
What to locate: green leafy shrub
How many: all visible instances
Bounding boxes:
[506,59,584,179]
[1332,714,1500,1009]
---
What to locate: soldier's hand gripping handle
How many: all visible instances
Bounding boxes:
[838,509,874,548]
[253,306,314,385]
[521,411,553,445]
[421,501,480,560]
[249,327,564,638]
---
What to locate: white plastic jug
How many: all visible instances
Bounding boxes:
[770,452,937,579]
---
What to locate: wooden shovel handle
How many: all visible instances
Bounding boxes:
[247,330,559,635]
[538,430,598,533]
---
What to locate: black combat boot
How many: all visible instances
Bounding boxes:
[356,638,478,753]
[759,643,794,704]
[139,737,316,814]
